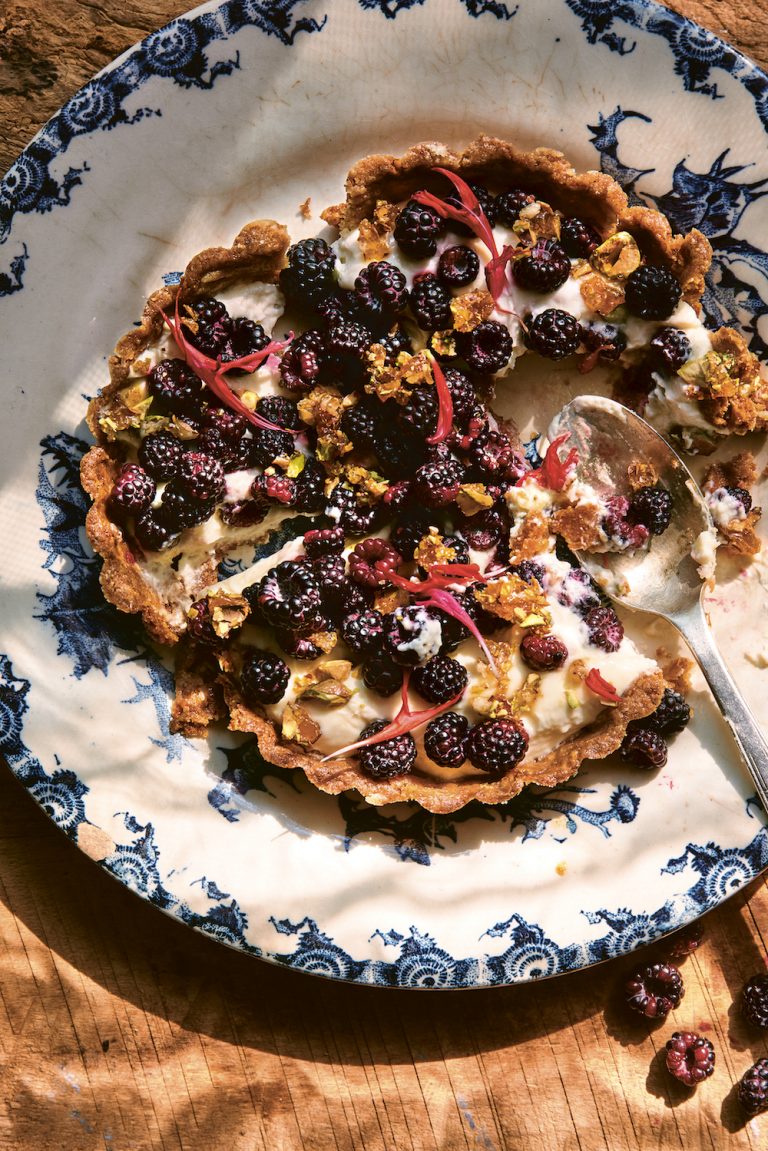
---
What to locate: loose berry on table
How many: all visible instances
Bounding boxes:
[619,728,668,769]
[738,1059,768,1116]
[742,974,768,1029]
[665,1032,715,1086]
[625,962,684,1018]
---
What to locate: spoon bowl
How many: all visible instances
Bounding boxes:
[549,395,768,808]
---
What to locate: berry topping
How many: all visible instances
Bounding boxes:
[629,485,673,536]
[458,320,514,374]
[255,395,300,430]
[665,1032,715,1087]
[134,509,179,552]
[240,649,290,706]
[158,481,216,531]
[625,962,684,1018]
[619,728,668,769]
[625,264,682,321]
[355,260,408,317]
[399,386,439,439]
[512,240,571,293]
[356,719,417,780]
[411,655,468,704]
[742,974,768,1028]
[276,631,322,661]
[325,483,381,536]
[457,507,506,550]
[384,604,443,667]
[413,453,465,508]
[202,405,249,441]
[437,244,481,288]
[560,216,600,258]
[511,560,546,585]
[279,237,337,307]
[186,598,220,646]
[341,610,385,658]
[524,308,580,360]
[325,320,373,387]
[649,327,692,372]
[349,538,401,587]
[219,317,270,364]
[644,688,691,735]
[147,358,203,414]
[246,428,295,469]
[251,472,299,507]
[279,328,325,393]
[393,199,446,258]
[739,1059,768,1115]
[217,497,269,528]
[443,368,477,427]
[600,495,650,551]
[110,463,155,516]
[493,188,535,227]
[138,431,184,481]
[424,712,470,767]
[303,526,345,558]
[470,428,525,482]
[257,560,322,634]
[465,717,529,775]
[520,633,568,671]
[362,653,404,697]
[580,321,627,364]
[558,567,603,617]
[410,274,453,331]
[187,296,228,327]
[179,452,226,503]
[585,605,624,652]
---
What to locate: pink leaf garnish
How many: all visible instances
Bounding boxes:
[320,670,463,761]
[521,431,579,492]
[485,243,517,308]
[585,668,622,705]
[158,299,296,433]
[426,355,454,445]
[425,587,499,677]
[383,563,488,593]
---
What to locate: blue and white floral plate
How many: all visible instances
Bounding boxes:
[2,0,768,987]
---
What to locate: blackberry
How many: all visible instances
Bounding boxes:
[349,538,401,587]
[558,568,603,616]
[355,260,408,317]
[198,427,249,472]
[393,199,446,258]
[628,485,673,536]
[665,1032,715,1087]
[444,181,496,232]
[256,395,300,430]
[186,296,228,327]
[470,428,524,482]
[601,495,650,551]
[466,717,529,775]
[244,428,294,469]
[179,452,226,503]
[217,497,269,529]
[458,321,513,374]
[580,321,627,363]
[524,309,580,360]
[202,406,248,442]
[341,399,381,449]
[279,237,337,307]
[138,431,184,481]
[739,1059,768,1115]
[373,430,426,480]
[314,562,370,627]
[311,553,346,602]
[512,560,546,586]
[384,605,443,667]
[410,274,453,332]
[423,712,470,768]
[378,325,413,364]
[391,512,433,560]
[303,526,345,558]
[520,633,568,671]
[625,265,682,321]
[512,240,571,293]
[134,509,179,552]
[257,560,322,634]
[492,188,535,228]
[325,484,381,536]
[276,631,322,661]
[742,974,768,1028]
[382,479,412,513]
[645,687,691,734]
[723,486,753,515]
[251,472,299,507]
[187,598,220,646]
[456,507,506,550]
[294,457,326,513]
[356,720,416,780]
[280,329,325,393]
[619,728,668,769]
[666,921,704,960]
[399,386,439,439]
[560,216,600,258]
[325,321,373,388]
[444,368,477,427]
[585,605,624,652]
[159,481,216,531]
[413,454,464,508]
[341,610,385,658]
[625,962,684,1018]
[362,653,403,697]
[411,655,468,704]
[220,317,269,364]
[649,327,692,372]
[316,288,363,329]
[110,463,155,516]
[437,245,480,288]
[240,649,290,706]
[147,358,203,414]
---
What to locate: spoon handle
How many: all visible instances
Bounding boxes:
[672,601,768,812]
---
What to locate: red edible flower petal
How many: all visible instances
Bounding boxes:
[585,667,622,704]
[321,671,463,761]
[382,562,488,594]
[426,354,454,445]
[425,587,499,677]
[485,243,517,310]
[520,431,578,492]
[413,168,497,255]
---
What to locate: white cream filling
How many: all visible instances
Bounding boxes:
[706,486,748,529]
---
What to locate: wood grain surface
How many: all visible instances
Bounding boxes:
[2,3,768,1148]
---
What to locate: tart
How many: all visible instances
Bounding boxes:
[81,136,766,813]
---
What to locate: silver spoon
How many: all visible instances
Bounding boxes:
[548,394,768,808]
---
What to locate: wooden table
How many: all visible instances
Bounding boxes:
[2,3,768,1147]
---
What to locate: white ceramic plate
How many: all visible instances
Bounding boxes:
[2,0,768,987]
